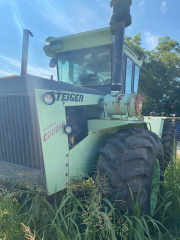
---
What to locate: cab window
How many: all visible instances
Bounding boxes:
[57,46,111,86]
[125,57,133,93]
[134,65,140,93]
[58,61,69,83]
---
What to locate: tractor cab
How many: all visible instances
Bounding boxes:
[43,27,143,95]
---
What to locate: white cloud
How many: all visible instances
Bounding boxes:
[139,0,145,7]
[144,31,160,50]
[138,0,145,13]
[161,1,167,14]
[28,65,57,79]
[0,55,21,68]
[0,69,17,78]
[0,55,57,79]
[37,0,104,34]
[10,0,25,39]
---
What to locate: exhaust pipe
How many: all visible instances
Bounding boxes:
[21,29,33,76]
[110,0,132,92]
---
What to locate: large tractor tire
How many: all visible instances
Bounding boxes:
[162,122,177,163]
[93,128,164,214]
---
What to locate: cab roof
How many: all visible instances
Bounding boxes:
[43,27,143,67]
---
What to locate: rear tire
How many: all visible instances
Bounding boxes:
[162,122,177,163]
[93,128,164,214]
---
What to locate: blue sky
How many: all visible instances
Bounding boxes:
[0,0,179,79]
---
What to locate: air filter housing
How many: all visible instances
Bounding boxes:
[110,0,132,27]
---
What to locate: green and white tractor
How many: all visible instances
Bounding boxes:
[0,0,176,214]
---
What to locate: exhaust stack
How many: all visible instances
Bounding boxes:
[21,29,33,76]
[110,0,132,92]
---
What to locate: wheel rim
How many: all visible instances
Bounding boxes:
[150,159,160,215]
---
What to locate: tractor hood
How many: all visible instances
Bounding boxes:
[0,75,105,96]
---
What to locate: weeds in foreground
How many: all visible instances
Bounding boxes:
[155,152,180,239]
[0,154,180,239]
[21,223,41,240]
[0,178,164,240]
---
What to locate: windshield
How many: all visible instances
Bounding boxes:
[57,46,111,86]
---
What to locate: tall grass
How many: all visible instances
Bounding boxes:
[1,152,180,239]
[0,181,164,239]
[154,147,180,239]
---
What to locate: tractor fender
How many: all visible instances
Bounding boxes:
[143,117,164,138]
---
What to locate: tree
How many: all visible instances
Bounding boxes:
[125,34,180,116]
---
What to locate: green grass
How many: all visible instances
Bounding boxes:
[0,155,180,239]
[154,154,180,239]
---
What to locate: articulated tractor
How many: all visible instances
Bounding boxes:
[0,0,176,214]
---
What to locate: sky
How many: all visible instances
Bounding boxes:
[0,0,179,79]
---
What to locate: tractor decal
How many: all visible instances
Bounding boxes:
[53,91,84,102]
[44,122,56,132]
[43,121,65,142]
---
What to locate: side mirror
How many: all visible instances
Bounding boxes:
[49,58,57,68]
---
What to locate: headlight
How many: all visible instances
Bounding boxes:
[64,125,73,135]
[43,92,55,105]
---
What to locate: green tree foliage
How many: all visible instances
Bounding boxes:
[125,34,180,116]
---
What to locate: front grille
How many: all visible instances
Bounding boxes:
[0,93,44,171]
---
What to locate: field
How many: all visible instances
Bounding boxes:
[0,150,180,239]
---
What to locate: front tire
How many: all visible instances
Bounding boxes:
[93,128,164,214]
